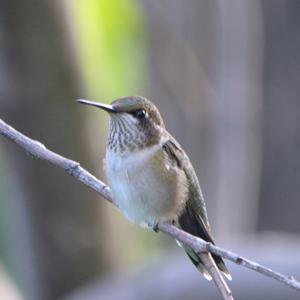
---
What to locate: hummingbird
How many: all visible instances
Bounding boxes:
[78,96,231,280]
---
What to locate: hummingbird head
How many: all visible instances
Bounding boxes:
[78,96,165,154]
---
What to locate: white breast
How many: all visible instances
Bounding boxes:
[104,143,184,226]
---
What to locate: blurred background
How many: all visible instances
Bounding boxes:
[0,0,300,299]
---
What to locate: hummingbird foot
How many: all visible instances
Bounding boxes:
[152,219,176,233]
[152,223,159,233]
[142,220,160,232]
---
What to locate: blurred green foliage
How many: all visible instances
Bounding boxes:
[73,0,147,100]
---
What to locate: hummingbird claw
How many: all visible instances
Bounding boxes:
[153,223,159,233]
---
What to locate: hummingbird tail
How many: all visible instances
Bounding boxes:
[181,244,231,281]
[178,206,231,281]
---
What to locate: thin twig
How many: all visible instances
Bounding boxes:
[0,118,114,204]
[200,253,233,300]
[157,222,300,291]
[1,117,300,294]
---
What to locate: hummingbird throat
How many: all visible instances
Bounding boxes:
[107,114,161,154]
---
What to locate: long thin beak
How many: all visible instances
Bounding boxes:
[77,99,116,113]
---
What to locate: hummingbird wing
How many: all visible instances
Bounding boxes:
[162,138,231,280]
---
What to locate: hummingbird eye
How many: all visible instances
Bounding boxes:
[132,109,147,119]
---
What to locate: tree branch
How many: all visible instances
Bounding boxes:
[1,117,300,297]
